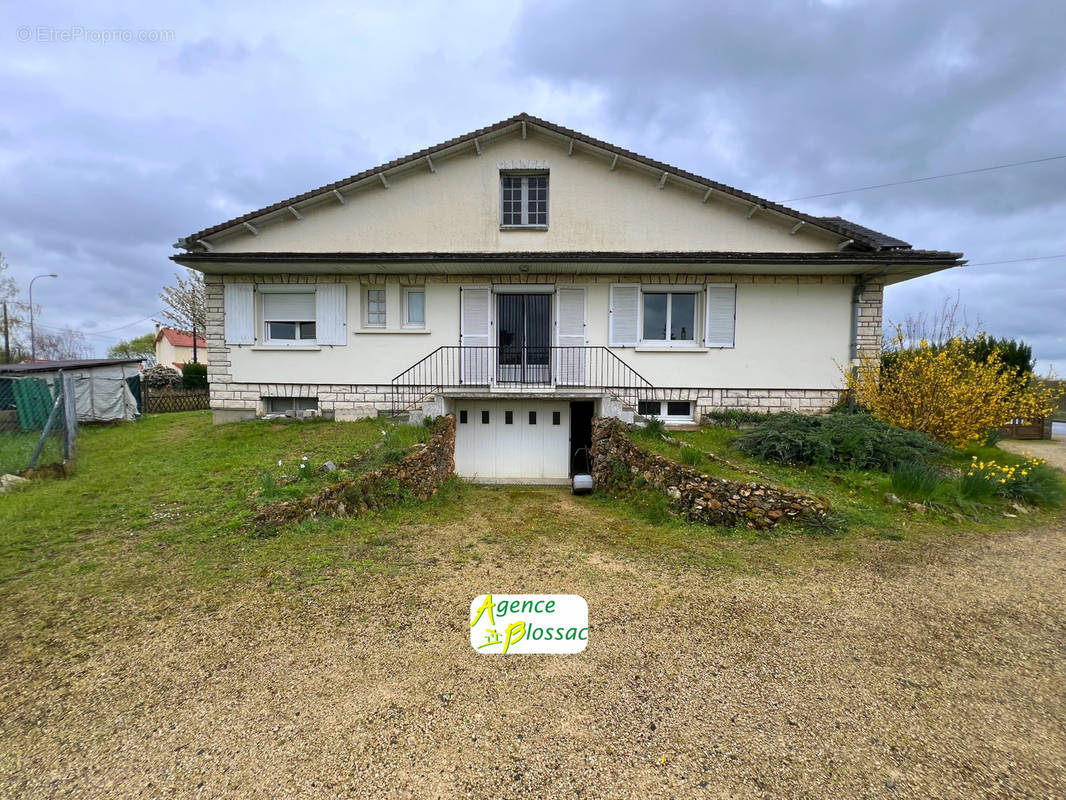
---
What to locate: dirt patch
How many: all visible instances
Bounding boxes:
[2,506,1064,798]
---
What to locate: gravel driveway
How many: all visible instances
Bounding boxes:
[998,435,1066,472]
[3,499,1065,799]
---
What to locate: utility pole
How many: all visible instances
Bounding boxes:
[192,323,198,363]
[2,302,8,363]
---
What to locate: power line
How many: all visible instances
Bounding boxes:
[784,153,1066,202]
[965,253,1066,268]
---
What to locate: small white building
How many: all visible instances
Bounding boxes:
[172,113,964,483]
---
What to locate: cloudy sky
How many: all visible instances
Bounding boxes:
[1,0,1063,369]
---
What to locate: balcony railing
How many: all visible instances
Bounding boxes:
[391,346,653,416]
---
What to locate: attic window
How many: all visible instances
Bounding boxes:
[500,173,548,228]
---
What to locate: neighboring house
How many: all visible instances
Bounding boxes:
[154,327,207,371]
[172,113,963,483]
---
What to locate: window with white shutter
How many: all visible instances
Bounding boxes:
[705,284,737,348]
[609,284,640,346]
[460,286,491,384]
[263,290,316,342]
[315,284,347,345]
[223,283,255,345]
[555,286,586,385]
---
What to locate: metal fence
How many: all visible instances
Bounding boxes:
[0,372,77,475]
[141,385,211,414]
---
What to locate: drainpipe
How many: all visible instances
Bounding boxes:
[848,264,894,413]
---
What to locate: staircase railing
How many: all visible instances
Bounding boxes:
[390,346,654,416]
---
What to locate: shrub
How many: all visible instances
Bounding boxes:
[734,413,945,471]
[890,460,946,502]
[140,364,182,389]
[849,334,1063,447]
[702,409,768,428]
[181,361,208,389]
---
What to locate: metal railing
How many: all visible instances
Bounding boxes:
[391,346,654,416]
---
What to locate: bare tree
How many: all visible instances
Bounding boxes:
[158,269,206,333]
[886,291,983,350]
[34,326,90,361]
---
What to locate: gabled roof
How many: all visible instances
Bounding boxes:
[176,113,914,253]
[155,327,206,349]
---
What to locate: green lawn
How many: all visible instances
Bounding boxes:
[2,411,1058,620]
[0,429,64,475]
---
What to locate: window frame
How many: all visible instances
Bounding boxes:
[262,288,317,345]
[402,287,426,328]
[637,400,694,423]
[499,171,549,229]
[364,287,387,328]
[639,289,700,345]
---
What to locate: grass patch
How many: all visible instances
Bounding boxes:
[890,460,948,503]
[635,424,1066,532]
[0,429,64,475]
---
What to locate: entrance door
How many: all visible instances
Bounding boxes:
[497,294,551,384]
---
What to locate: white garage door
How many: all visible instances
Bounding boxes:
[454,400,571,483]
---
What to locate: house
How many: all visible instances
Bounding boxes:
[154,326,207,370]
[171,113,964,484]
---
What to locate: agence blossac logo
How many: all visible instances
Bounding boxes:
[470,594,588,654]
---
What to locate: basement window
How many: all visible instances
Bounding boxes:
[638,400,693,422]
[265,397,319,414]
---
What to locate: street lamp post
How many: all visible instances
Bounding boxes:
[29,273,59,362]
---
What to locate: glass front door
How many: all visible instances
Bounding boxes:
[496,294,551,384]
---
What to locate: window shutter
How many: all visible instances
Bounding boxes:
[223,283,255,345]
[460,286,491,384]
[263,292,315,320]
[705,284,736,347]
[555,286,586,385]
[609,284,640,346]
[315,284,347,345]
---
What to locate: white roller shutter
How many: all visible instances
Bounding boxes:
[224,283,255,345]
[609,284,640,346]
[263,291,314,320]
[460,286,491,384]
[705,284,737,348]
[555,286,586,385]
[315,284,347,345]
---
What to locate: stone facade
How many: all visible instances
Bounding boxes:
[254,414,455,529]
[854,278,884,362]
[590,417,828,530]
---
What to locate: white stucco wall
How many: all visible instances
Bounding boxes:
[224,275,852,389]
[208,134,842,255]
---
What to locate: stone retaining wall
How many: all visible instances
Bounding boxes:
[590,417,827,530]
[254,414,455,529]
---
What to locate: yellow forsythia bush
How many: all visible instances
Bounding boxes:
[846,337,1063,447]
